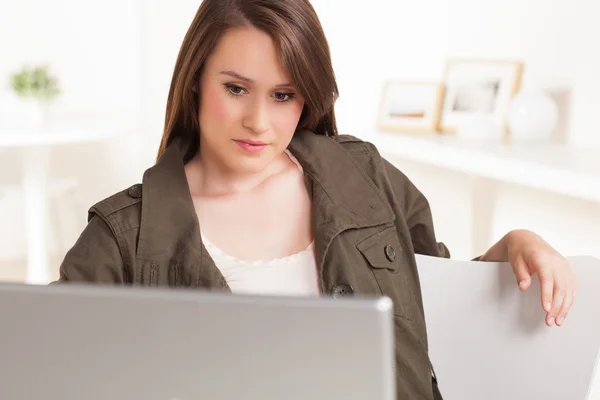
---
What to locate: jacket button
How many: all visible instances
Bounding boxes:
[384,245,396,262]
[128,184,142,198]
[331,284,354,298]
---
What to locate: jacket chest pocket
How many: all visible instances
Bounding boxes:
[356,226,419,321]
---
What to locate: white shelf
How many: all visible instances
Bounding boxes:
[370,131,600,203]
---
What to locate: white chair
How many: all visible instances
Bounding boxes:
[417,254,600,400]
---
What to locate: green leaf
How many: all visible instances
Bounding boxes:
[9,64,61,101]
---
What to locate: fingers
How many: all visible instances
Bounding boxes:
[546,280,565,327]
[538,270,554,317]
[555,285,574,326]
[516,245,576,327]
[513,255,531,290]
[542,269,576,327]
[553,273,577,326]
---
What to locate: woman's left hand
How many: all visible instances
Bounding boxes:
[482,229,577,327]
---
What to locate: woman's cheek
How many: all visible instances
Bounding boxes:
[203,84,237,124]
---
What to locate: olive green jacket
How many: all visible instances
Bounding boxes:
[58,130,450,399]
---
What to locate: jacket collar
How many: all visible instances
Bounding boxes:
[287,130,394,230]
[137,137,225,288]
[137,130,394,278]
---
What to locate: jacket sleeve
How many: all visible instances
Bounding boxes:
[383,158,451,259]
[55,214,125,283]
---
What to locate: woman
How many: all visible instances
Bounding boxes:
[57,0,576,399]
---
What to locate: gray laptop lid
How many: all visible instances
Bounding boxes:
[417,255,600,400]
[0,283,395,400]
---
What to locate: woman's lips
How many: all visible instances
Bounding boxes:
[233,139,268,153]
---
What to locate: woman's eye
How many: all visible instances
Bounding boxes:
[273,92,295,102]
[224,84,295,103]
[225,83,246,96]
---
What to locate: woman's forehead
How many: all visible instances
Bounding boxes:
[205,26,293,87]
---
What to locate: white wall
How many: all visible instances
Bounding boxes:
[1,0,599,263]
[137,0,203,166]
[311,0,600,148]
[0,0,142,121]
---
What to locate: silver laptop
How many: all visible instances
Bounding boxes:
[0,282,395,400]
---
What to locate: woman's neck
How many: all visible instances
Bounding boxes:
[185,149,289,197]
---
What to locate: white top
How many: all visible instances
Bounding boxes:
[200,150,320,297]
[202,235,319,296]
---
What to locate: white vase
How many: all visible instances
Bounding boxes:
[507,87,558,142]
[25,98,51,133]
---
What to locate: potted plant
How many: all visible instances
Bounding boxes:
[9,64,61,132]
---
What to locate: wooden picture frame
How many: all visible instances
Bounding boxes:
[377,81,444,133]
[437,59,524,137]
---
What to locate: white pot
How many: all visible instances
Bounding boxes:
[22,98,50,133]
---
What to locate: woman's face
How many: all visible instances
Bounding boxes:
[197,26,305,174]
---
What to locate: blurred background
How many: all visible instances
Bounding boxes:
[0,0,599,286]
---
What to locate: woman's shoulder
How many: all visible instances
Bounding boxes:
[331,134,381,159]
[292,130,409,185]
[292,130,380,162]
[331,133,375,148]
[295,130,429,216]
[85,183,143,229]
[331,134,413,184]
[297,130,377,153]
[292,131,422,211]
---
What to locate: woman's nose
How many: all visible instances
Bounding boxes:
[242,99,269,134]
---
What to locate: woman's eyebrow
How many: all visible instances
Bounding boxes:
[220,70,293,88]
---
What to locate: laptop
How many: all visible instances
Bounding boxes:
[0,282,395,400]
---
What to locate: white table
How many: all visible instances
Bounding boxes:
[0,130,114,284]
[370,131,600,204]
[370,131,600,256]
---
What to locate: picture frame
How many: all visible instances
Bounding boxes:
[377,81,444,133]
[437,59,524,136]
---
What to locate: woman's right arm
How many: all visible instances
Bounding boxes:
[56,215,125,283]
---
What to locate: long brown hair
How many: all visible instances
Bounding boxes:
[157,0,339,163]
